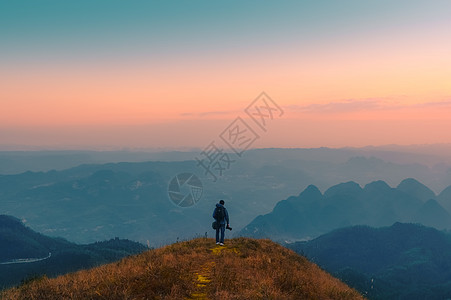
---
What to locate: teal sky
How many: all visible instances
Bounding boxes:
[2,1,450,64]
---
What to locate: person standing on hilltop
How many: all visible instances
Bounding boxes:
[213,200,230,246]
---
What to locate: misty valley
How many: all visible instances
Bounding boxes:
[1,147,451,299]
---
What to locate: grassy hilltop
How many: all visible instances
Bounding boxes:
[2,238,364,300]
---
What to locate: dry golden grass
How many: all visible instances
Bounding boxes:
[1,238,365,300]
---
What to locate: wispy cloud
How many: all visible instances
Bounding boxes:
[286,98,451,114]
[180,110,239,117]
[414,100,451,108]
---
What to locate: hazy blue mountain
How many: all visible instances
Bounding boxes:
[0,215,146,288]
[2,147,451,191]
[0,151,200,175]
[1,148,451,246]
[0,215,58,262]
[0,161,212,245]
[397,178,436,202]
[239,179,451,242]
[0,160,312,245]
[438,185,451,213]
[413,199,451,229]
[288,223,451,300]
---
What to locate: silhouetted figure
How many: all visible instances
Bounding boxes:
[213,200,230,246]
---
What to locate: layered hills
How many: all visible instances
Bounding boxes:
[239,178,451,242]
[288,223,451,300]
[0,215,146,288]
[2,148,451,246]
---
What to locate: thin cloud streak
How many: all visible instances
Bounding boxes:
[286,98,451,114]
[180,110,240,118]
[415,100,451,108]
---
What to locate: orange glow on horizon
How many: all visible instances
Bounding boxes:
[1,34,450,148]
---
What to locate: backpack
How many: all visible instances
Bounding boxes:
[212,221,218,230]
[214,205,225,221]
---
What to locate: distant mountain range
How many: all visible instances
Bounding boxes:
[0,215,146,288]
[239,178,451,242]
[1,148,451,246]
[1,159,294,245]
[0,161,207,245]
[288,223,451,300]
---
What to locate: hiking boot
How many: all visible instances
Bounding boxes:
[220,243,224,246]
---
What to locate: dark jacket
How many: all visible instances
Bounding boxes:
[213,203,229,225]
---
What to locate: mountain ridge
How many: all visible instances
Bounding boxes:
[1,237,365,300]
[0,215,146,288]
[288,222,451,299]
[239,178,451,242]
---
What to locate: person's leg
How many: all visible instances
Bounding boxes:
[220,224,225,244]
[215,227,220,243]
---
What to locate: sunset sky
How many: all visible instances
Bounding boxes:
[1,1,450,150]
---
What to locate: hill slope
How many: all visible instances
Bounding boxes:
[288,223,451,300]
[0,215,146,288]
[1,238,364,300]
